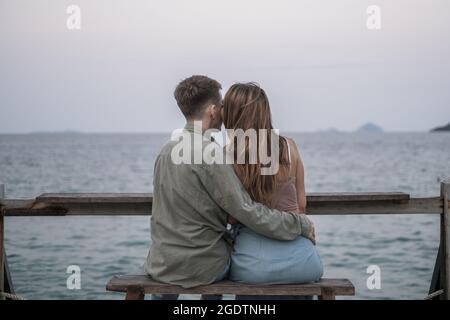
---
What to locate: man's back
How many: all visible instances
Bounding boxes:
[145,130,232,288]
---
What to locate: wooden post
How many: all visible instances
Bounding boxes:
[442,179,450,300]
[125,286,145,300]
[318,288,336,300]
[0,183,5,299]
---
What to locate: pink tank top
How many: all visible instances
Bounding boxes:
[270,139,299,212]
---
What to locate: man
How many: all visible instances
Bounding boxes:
[144,75,314,299]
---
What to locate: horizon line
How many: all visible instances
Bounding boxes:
[0,129,442,135]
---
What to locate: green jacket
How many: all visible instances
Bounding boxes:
[144,122,312,288]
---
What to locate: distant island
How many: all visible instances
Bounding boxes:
[431,122,450,132]
[356,122,384,133]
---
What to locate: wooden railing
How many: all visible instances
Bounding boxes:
[0,180,449,299]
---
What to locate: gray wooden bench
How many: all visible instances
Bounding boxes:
[106,275,355,300]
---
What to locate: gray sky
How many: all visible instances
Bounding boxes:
[1,0,449,133]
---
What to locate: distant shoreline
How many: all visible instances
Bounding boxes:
[1,130,449,135]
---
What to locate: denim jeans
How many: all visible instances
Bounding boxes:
[151,259,230,300]
[230,225,323,300]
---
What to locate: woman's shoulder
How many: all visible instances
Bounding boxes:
[281,135,296,146]
[281,136,300,158]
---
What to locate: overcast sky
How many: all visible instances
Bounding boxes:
[1,0,449,133]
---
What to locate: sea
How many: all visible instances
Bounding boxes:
[1,132,449,300]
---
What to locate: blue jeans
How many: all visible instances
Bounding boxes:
[151,259,230,300]
[230,225,323,300]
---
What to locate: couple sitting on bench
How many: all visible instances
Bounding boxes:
[144,75,323,300]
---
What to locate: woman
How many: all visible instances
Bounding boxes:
[222,83,323,298]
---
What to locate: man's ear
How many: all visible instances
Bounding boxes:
[208,104,218,119]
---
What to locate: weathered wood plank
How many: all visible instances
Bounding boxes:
[1,195,443,216]
[37,193,153,204]
[307,192,409,202]
[0,199,68,216]
[306,197,442,215]
[106,275,355,296]
[37,192,408,203]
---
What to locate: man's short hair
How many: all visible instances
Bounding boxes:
[174,75,222,119]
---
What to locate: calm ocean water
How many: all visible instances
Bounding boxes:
[1,132,449,300]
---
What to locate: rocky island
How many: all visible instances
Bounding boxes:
[431,123,450,132]
[356,122,384,133]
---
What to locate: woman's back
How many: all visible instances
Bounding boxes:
[222,82,322,286]
[229,136,323,285]
[270,137,299,212]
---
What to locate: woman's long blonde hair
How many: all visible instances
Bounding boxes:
[223,83,290,206]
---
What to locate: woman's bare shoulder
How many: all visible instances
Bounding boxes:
[282,136,301,160]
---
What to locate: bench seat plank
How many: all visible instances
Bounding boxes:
[106,275,355,296]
